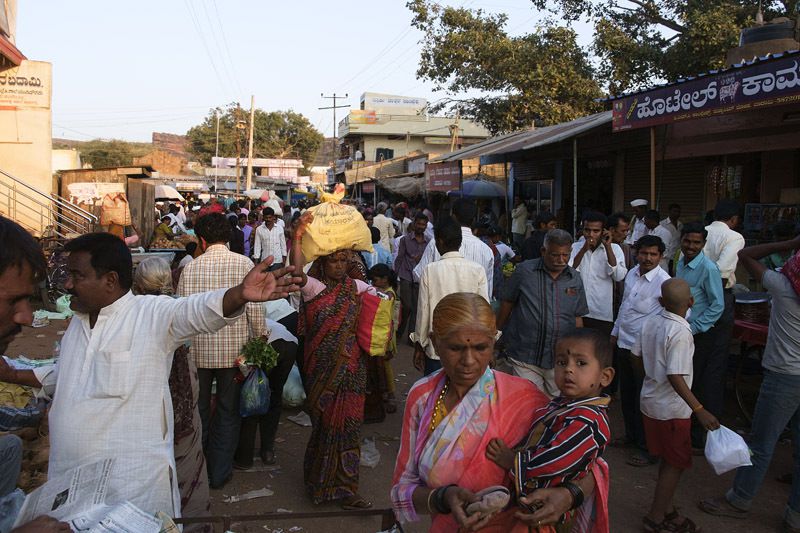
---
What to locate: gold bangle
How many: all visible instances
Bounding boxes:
[692,404,704,413]
[427,489,436,514]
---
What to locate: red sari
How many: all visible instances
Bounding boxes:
[299,277,366,503]
[391,369,610,532]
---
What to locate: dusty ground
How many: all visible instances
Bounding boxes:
[5,319,795,532]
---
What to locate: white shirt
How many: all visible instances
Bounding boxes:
[266,318,298,345]
[612,265,671,350]
[32,289,240,517]
[373,213,396,252]
[253,223,287,262]
[166,213,186,234]
[626,216,648,245]
[704,221,745,288]
[648,225,673,272]
[178,254,194,268]
[496,241,516,264]
[412,251,489,359]
[660,217,682,261]
[413,227,495,298]
[511,204,528,234]
[569,242,627,322]
[635,310,695,420]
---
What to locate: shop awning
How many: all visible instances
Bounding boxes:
[434,111,612,162]
[0,34,24,71]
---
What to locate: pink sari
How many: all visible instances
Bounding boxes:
[391,368,610,532]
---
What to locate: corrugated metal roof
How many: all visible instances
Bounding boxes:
[607,49,800,101]
[433,111,612,162]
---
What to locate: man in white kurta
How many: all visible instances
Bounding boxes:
[2,232,299,520]
[33,289,240,518]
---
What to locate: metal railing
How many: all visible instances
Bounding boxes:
[0,167,97,238]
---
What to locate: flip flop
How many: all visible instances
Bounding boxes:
[341,495,373,510]
[697,497,747,519]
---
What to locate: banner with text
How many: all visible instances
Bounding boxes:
[425,161,461,192]
[612,53,800,132]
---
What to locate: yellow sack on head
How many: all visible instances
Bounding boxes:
[301,184,373,262]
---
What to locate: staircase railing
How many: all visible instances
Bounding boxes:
[0,167,97,238]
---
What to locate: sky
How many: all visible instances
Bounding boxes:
[17,0,592,145]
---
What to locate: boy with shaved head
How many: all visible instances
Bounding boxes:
[636,278,720,532]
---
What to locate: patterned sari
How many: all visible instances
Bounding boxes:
[299,276,366,503]
[391,368,610,532]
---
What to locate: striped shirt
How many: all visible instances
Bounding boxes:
[513,396,610,493]
[253,223,287,262]
[412,227,495,297]
[177,244,266,368]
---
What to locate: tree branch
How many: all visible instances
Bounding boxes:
[619,0,687,33]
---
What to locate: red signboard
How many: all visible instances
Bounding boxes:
[425,161,461,192]
[361,182,375,194]
[612,52,800,132]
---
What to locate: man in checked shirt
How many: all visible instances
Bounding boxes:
[178,212,268,489]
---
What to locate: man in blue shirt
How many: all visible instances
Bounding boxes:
[676,222,725,449]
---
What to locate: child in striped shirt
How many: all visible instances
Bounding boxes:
[486,329,615,526]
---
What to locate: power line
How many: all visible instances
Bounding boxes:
[201,0,244,96]
[183,0,232,98]
[334,27,413,92]
[210,0,244,96]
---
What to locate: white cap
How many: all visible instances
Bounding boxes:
[630,199,648,207]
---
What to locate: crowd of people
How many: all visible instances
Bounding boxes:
[1,187,800,532]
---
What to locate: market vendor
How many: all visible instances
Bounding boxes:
[154,214,175,241]
[0,231,301,519]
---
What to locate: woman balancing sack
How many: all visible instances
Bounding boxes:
[301,183,373,262]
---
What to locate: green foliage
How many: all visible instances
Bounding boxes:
[186,103,324,168]
[407,1,604,134]
[531,0,797,94]
[52,139,151,169]
[240,336,279,372]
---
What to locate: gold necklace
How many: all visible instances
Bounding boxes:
[430,380,450,433]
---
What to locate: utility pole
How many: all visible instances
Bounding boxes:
[319,93,350,185]
[246,95,255,192]
[234,105,246,195]
[214,109,220,195]
[449,109,461,152]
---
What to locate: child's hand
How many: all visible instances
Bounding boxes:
[696,408,720,431]
[486,438,514,470]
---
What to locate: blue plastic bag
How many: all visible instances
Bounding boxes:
[240,367,270,418]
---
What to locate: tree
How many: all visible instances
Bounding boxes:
[407,0,604,134]
[406,0,602,134]
[186,104,324,168]
[52,139,151,168]
[531,0,798,94]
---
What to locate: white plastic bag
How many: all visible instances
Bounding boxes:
[282,364,306,407]
[360,437,381,468]
[705,425,752,475]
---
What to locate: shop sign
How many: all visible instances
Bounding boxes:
[362,182,375,193]
[0,60,50,109]
[612,53,800,131]
[426,161,461,192]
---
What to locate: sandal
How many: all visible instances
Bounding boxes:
[627,452,657,467]
[261,450,276,466]
[384,399,397,414]
[665,512,701,532]
[697,497,747,519]
[341,494,373,510]
[642,516,673,533]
